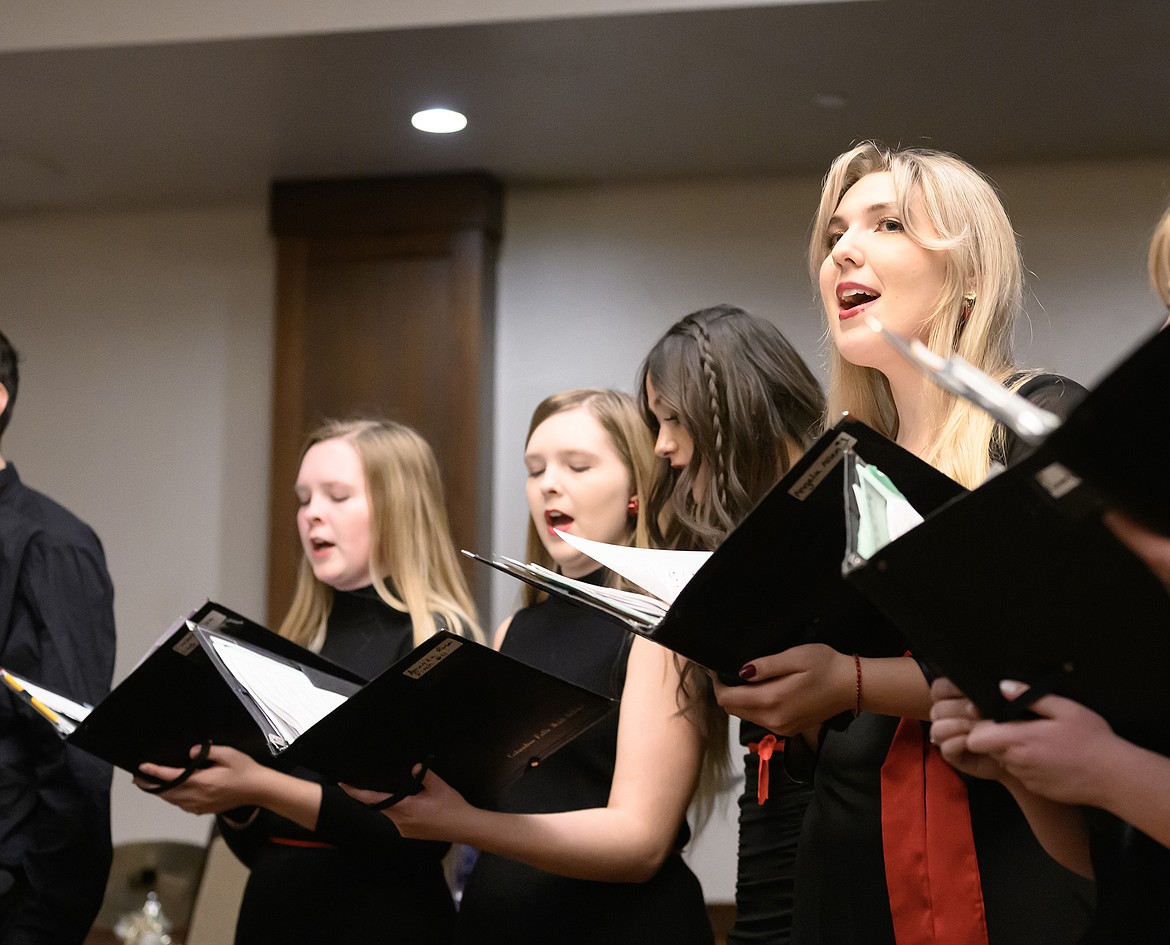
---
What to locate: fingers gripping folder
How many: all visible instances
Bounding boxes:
[5,601,616,807]
[361,756,434,811]
[135,741,213,794]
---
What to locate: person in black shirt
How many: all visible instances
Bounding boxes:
[0,329,117,944]
[348,389,717,945]
[930,510,1170,944]
[136,419,482,945]
[930,204,1170,944]
[637,305,826,945]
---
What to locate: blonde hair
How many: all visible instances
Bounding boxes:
[279,419,482,649]
[1149,203,1170,311]
[809,141,1024,487]
[521,389,658,607]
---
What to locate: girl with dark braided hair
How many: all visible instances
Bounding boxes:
[637,304,825,945]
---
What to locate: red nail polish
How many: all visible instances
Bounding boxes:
[739,663,757,681]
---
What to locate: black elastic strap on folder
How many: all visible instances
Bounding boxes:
[135,740,213,794]
[361,757,432,811]
[994,680,1051,724]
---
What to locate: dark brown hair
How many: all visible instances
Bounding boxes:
[636,304,825,812]
[637,304,825,550]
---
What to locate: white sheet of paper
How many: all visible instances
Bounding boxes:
[552,530,711,605]
[523,561,670,621]
[19,679,92,723]
[208,636,348,744]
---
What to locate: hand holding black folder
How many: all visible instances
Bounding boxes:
[70,602,366,787]
[14,601,616,807]
[847,328,1170,755]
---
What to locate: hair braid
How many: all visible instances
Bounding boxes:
[692,319,730,514]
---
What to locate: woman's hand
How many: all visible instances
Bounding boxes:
[342,768,474,842]
[931,678,1127,808]
[928,677,1008,782]
[713,644,854,735]
[964,687,1121,808]
[134,745,267,815]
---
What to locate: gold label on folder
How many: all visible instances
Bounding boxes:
[403,637,463,679]
[196,610,229,632]
[1035,462,1082,500]
[172,630,200,657]
[789,432,856,501]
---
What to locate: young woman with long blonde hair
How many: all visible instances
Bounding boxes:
[350,389,718,945]
[716,143,1095,945]
[137,418,481,945]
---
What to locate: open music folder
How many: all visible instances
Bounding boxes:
[473,415,966,683]
[843,327,1170,754]
[2,601,615,805]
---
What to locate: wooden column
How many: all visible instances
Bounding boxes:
[266,173,501,624]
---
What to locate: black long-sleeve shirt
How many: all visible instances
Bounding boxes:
[0,463,116,945]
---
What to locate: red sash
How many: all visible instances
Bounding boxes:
[881,716,989,945]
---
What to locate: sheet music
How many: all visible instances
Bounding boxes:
[523,561,670,621]
[0,669,91,735]
[207,636,348,745]
[552,531,711,604]
[19,679,93,723]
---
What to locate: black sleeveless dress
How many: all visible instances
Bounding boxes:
[455,569,714,945]
[728,719,812,944]
[220,587,455,945]
[792,376,1097,945]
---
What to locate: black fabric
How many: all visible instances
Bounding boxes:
[219,586,454,945]
[727,720,812,945]
[994,373,1089,468]
[455,568,713,945]
[0,464,115,945]
[1081,810,1170,944]
[791,376,1096,945]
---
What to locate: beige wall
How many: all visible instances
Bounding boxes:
[1,202,275,844]
[1,154,1166,889]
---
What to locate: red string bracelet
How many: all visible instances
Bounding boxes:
[852,653,863,717]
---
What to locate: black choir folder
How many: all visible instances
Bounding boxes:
[1,601,615,806]
[473,416,966,683]
[844,327,1170,754]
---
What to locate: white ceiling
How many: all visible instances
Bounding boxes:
[0,0,1167,213]
[0,0,820,51]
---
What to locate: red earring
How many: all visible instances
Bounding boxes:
[627,498,639,516]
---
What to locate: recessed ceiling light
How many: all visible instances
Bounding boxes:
[411,108,468,134]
